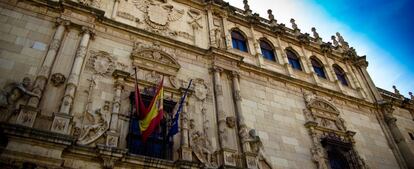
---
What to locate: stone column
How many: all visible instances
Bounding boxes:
[111,0,120,19]
[231,71,256,168]
[206,6,216,48]
[212,66,237,167]
[106,70,128,147]
[299,45,312,74]
[354,58,383,101]
[382,103,414,168]
[27,18,70,108]
[275,36,287,65]
[221,15,232,50]
[179,100,192,161]
[213,66,226,146]
[321,53,335,82]
[231,72,249,151]
[250,26,263,67]
[51,26,93,134]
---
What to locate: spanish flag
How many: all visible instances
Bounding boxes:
[139,78,164,142]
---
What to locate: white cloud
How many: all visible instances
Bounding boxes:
[226,0,412,97]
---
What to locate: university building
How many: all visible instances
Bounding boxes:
[0,0,414,168]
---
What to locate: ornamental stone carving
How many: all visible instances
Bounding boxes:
[187,9,203,30]
[0,77,39,121]
[226,116,236,128]
[79,0,102,8]
[88,51,115,76]
[243,129,273,169]
[191,130,217,167]
[194,79,208,101]
[303,92,369,169]
[50,73,66,87]
[131,42,181,76]
[133,0,184,31]
[77,101,110,145]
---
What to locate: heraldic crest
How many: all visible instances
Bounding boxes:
[133,0,184,30]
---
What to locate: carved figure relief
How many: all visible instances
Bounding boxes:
[187,9,203,30]
[311,146,329,169]
[77,102,110,145]
[0,77,39,121]
[226,116,236,128]
[191,131,214,166]
[243,129,272,169]
[133,0,184,31]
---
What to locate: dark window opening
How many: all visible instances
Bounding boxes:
[328,148,351,169]
[409,132,414,140]
[260,40,276,61]
[311,58,326,79]
[286,49,302,71]
[333,65,348,86]
[127,92,176,160]
[231,30,248,52]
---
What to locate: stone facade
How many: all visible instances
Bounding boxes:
[0,0,413,169]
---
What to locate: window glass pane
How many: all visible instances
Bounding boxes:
[231,31,248,52]
[289,58,302,71]
[314,66,326,78]
[261,48,275,61]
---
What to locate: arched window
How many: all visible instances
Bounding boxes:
[286,49,302,71]
[231,30,248,52]
[333,65,348,86]
[311,57,326,79]
[260,40,276,61]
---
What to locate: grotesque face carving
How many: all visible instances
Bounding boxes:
[226,116,236,128]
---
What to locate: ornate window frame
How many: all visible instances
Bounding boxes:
[303,92,370,169]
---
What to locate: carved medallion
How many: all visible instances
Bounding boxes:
[51,73,66,87]
[88,51,115,76]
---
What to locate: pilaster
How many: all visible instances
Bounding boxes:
[51,26,94,134]
[27,18,70,108]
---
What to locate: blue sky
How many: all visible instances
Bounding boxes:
[226,0,414,97]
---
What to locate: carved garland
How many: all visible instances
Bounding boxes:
[303,92,370,169]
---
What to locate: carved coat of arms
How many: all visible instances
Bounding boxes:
[133,0,184,30]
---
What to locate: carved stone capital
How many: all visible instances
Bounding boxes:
[211,65,224,73]
[56,17,70,27]
[81,26,95,38]
[230,71,240,79]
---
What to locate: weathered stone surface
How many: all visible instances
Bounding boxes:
[0,0,411,169]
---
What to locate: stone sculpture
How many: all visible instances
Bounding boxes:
[244,129,272,169]
[0,77,39,121]
[191,131,214,167]
[77,103,110,145]
[311,146,329,169]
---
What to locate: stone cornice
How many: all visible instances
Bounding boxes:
[0,122,75,146]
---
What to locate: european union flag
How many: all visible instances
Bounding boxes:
[168,79,192,137]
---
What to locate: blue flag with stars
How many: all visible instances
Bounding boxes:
[168,79,192,138]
